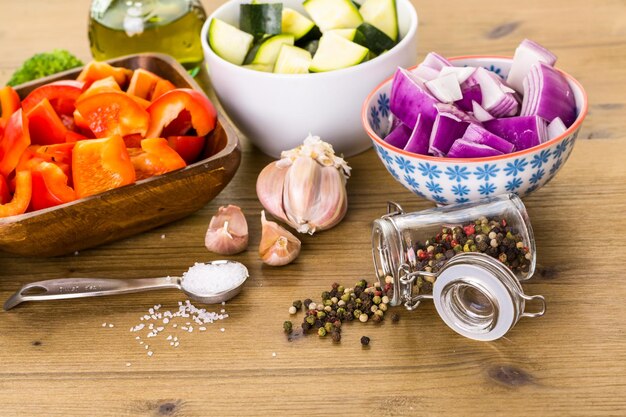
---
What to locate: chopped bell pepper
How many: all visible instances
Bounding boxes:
[29,160,76,211]
[0,86,21,123]
[0,174,10,204]
[25,98,68,145]
[145,89,217,138]
[167,136,206,164]
[151,79,176,101]
[0,109,31,178]
[0,170,32,218]
[75,91,149,138]
[72,135,135,198]
[76,61,133,88]
[130,138,186,180]
[127,69,163,100]
[21,80,84,117]
[77,76,122,102]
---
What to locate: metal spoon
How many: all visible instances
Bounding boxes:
[3,260,248,311]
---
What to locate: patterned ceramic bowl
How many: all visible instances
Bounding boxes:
[361,56,588,204]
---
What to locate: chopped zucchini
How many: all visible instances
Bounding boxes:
[242,63,274,72]
[300,39,320,56]
[309,32,369,72]
[355,22,395,55]
[303,0,363,32]
[326,28,366,45]
[274,45,313,74]
[358,0,398,41]
[282,8,316,40]
[208,18,255,65]
[240,3,283,36]
[244,34,295,66]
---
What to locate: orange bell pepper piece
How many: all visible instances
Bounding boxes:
[145,89,217,138]
[77,76,122,102]
[72,135,135,198]
[0,86,21,123]
[151,79,177,101]
[25,98,68,145]
[130,138,186,180]
[0,170,32,218]
[0,109,31,178]
[75,91,149,138]
[77,61,133,88]
[127,69,163,100]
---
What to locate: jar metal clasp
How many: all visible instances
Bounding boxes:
[397,263,434,311]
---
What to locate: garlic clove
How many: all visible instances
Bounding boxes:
[282,156,322,234]
[305,165,348,232]
[205,205,249,255]
[256,161,289,223]
[259,211,301,266]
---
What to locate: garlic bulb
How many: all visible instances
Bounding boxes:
[204,205,248,255]
[259,211,301,266]
[256,135,351,234]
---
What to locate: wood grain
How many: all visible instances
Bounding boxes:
[1,0,626,416]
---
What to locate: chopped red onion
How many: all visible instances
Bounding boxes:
[447,139,503,158]
[471,101,494,122]
[521,62,577,127]
[384,122,412,149]
[461,124,515,153]
[507,39,557,93]
[404,114,431,155]
[484,115,548,150]
[547,117,567,139]
[428,104,475,156]
[425,73,462,103]
[390,67,438,129]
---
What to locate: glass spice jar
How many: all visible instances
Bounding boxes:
[371,194,545,341]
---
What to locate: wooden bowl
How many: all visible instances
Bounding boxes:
[0,53,241,257]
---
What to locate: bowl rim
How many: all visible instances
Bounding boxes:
[201,0,418,80]
[361,54,589,162]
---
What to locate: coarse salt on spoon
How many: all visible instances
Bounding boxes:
[3,260,248,310]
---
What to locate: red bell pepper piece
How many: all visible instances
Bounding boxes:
[21,80,84,117]
[29,161,76,211]
[0,170,32,218]
[0,109,31,178]
[77,76,122,102]
[75,92,149,138]
[25,98,68,145]
[72,135,135,198]
[167,136,206,164]
[0,86,21,123]
[0,174,10,204]
[145,89,217,138]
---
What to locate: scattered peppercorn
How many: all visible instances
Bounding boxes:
[292,300,302,310]
[391,313,400,323]
[288,306,297,315]
[318,327,327,337]
[303,299,312,309]
[283,321,293,334]
[360,336,370,346]
[331,331,341,343]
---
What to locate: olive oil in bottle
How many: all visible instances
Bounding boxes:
[88,0,207,70]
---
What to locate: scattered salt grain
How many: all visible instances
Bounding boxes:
[220,328,225,332]
[108,324,114,328]
[181,262,247,295]
[74,251,79,256]
[173,324,178,328]
[102,323,107,327]
[147,351,153,357]
[272,352,276,357]
[166,335,172,341]
[126,363,131,367]
[161,234,166,239]
[163,318,169,324]
[199,327,206,331]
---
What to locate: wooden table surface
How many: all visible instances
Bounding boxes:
[1,1,625,416]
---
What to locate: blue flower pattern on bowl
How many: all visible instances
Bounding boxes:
[369,58,582,204]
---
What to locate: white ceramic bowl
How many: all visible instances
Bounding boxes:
[201,0,418,157]
[362,56,588,204]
